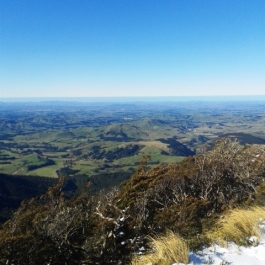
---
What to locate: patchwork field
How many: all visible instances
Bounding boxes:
[0,100,265,180]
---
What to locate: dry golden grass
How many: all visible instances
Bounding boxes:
[130,231,189,265]
[207,206,265,246]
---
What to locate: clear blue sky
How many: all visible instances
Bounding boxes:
[0,0,265,98]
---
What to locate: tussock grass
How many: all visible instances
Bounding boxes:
[131,231,189,265]
[207,206,265,246]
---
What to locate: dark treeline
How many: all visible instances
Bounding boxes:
[27,159,55,171]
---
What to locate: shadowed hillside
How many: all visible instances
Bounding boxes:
[0,174,56,223]
[220,132,265,145]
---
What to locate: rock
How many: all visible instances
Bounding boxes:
[247,236,259,247]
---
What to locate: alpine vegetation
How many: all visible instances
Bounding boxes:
[0,138,264,265]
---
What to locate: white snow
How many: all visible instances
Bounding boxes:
[175,234,265,265]
[138,219,265,265]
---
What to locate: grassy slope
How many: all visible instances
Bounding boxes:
[0,119,191,178]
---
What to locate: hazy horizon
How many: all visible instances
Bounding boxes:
[1,95,265,103]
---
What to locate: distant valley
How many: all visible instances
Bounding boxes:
[1,100,265,180]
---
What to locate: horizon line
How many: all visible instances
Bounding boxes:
[1,95,265,103]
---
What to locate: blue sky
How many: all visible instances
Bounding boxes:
[0,0,265,98]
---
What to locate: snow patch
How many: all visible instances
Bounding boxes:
[183,234,265,265]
